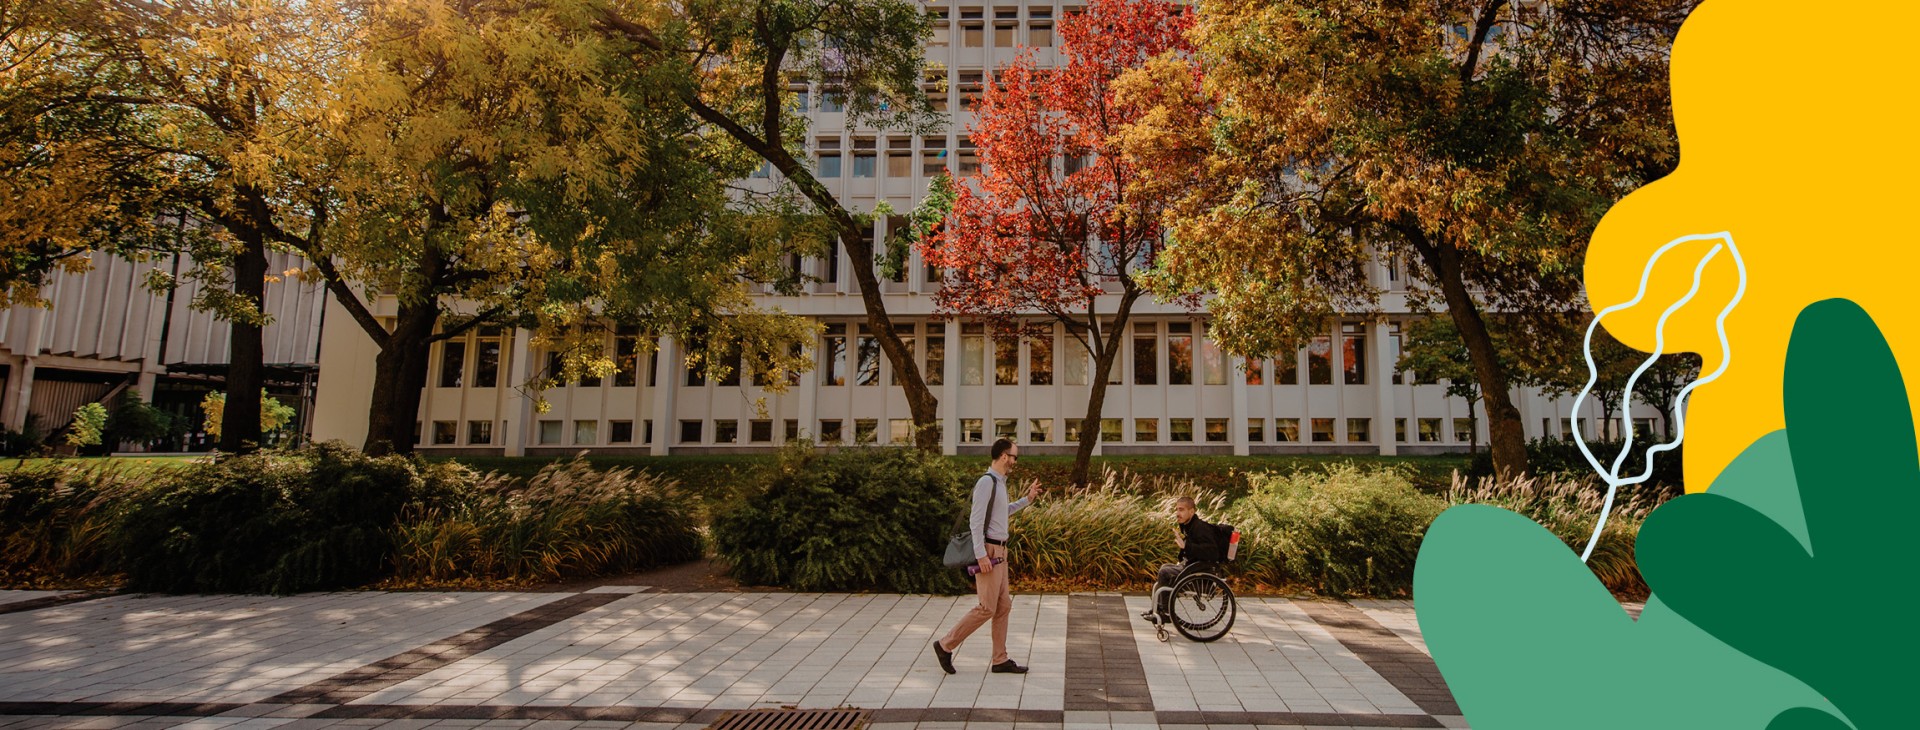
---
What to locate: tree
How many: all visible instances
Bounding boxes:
[1120,0,1693,478]
[922,0,1195,485]
[594,0,949,449]
[16,0,358,453]
[281,0,819,455]
[1632,352,1700,440]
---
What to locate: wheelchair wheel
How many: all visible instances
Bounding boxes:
[1170,572,1234,642]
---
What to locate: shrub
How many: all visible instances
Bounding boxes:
[711,443,970,593]
[0,463,139,585]
[391,457,703,583]
[115,442,457,593]
[106,394,174,450]
[66,403,109,450]
[1471,438,1685,497]
[1446,473,1661,596]
[1229,466,1446,597]
[1009,468,1230,588]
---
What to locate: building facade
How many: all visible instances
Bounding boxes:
[310,0,1659,457]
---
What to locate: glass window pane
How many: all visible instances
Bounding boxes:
[1168,332,1192,385]
[1307,337,1332,384]
[820,419,844,443]
[890,419,912,444]
[960,418,983,443]
[751,420,773,443]
[823,329,846,386]
[1029,418,1052,443]
[474,341,500,388]
[1346,418,1371,443]
[1063,341,1088,385]
[1344,331,1368,385]
[1100,418,1122,442]
[433,421,457,445]
[1247,420,1265,442]
[1276,418,1300,442]
[680,420,702,443]
[1279,352,1299,384]
[995,418,1018,440]
[888,152,912,178]
[1420,418,1443,442]
[1029,333,1053,385]
[926,334,945,385]
[574,420,598,445]
[1244,357,1264,385]
[1169,418,1193,442]
[468,420,493,445]
[1205,419,1229,443]
[1133,326,1158,385]
[995,336,1018,385]
[855,419,878,443]
[1202,331,1226,385]
[438,342,465,388]
[613,336,637,387]
[1135,418,1158,442]
[715,420,739,443]
[1457,418,1478,443]
[610,420,634,443]
[853,153,876,178]
[818,153,841,177]
[1311,418,1336,442]
[856,329,880,386]
[962,333,986,385]
[539,420,563,444]
[1395,418,1407,442]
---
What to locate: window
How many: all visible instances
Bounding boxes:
[1133,322,1158,385]
[567,420,594,445]
[613,330,638,387]
[648,348,659,387]
[1029,331,1053,385]
[1028,9,1053,46]
[1064,153,1089,175]
[1634,417,1658,439]
[1456,418,1478,443]
[1343,323,1368,385]
[1279,352,1299,384]
[1063,335,1088,385]
[750,420,773,443]
[1100,418,1122,443]
[611,420,634,444]
[1419,418,1443,442]
[853,152,876,178]
[825,236,840,284]
[961,323,986,385]
[817,152,841,177]
[474,340,501,388]
[928,9,950,46]
[1029,418,1052,443]
[1135,418,1159,442]
[923,137,948,176]
[644,420,654,445]
[1275,418,1300,442]
[890,419,912,444]
[752,160,772,178]
[1168,322,1193,385]
[433,420,457,445]
[1065,418,1083,443]
[1389,326,1404,385]
[926,331,945,385]
[716,342,742,387]
[855,325,880,386]
[1395,418,1407,443]
[957,138,979,174]
[890,323,915,384]
[1560,417,1575,442]
[468,420,493,445]
[819,419,844,443]
[1205,419,1229,443]
[820,89,845,113]
[438,342,466,388]
[994,335,1018,385]
[1201,325,1226,385]
[679,420,702,444]
[995,418,1018,441]
[533,419,562,445]
[888,138,913,177]
[854,419,878,443]
[1244,358,1264,386]
[792,85,810,111]
[1247,420,1265,443]
[1170,418,1194,442]
[993,8,1017,46]
[1307,337,1333,384]
[961,9,983,47]
[711,420,736,444]
[823,324,847,386]
[1347,418,1371,443]
[960,418,983,443]
[1311,418,1336,442]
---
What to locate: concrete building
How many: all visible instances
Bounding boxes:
[311,0,1662,457]
[0,250,326,450]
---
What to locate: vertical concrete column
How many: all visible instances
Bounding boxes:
[942,319,959,455]
[1373,319,1397,456]
[650,336,679,456]
[1230,353,1250,456]
[501,327,533,456]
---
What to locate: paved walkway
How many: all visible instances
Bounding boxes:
[0,588,1470,730]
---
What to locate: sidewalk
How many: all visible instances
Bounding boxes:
[0,588,1470,730]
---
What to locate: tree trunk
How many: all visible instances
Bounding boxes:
[1405,227,1528,478]
[220,225,268,453]
[1068,305,1135,487]
[362,298,439,457]
[830,198,940,451]
[1466,392,1479,456]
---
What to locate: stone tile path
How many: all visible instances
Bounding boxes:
[0,589,1470,729]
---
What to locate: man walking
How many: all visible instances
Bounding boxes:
[932,438,1039,675]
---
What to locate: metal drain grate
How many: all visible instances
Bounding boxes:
[706,708,869,730]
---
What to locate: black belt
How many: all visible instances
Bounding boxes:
[984,537,1006,546]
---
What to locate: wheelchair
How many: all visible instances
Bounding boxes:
[1145,525,1240,643]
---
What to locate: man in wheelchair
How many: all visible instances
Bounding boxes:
[1142,496,1223,622]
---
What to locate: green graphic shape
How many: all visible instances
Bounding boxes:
[1637,298,1915,729]
[1412,298,1918,728]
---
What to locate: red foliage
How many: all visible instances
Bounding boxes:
[921,0,1197,329]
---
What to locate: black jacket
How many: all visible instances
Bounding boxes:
[1179,515,1222,563]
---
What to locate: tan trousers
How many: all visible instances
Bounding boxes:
[938,543,1012,665]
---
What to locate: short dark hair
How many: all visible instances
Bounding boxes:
[991,438,1016,461]
[1175,496,1196,509]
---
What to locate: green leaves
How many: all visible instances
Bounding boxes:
[1417,298,1914,728]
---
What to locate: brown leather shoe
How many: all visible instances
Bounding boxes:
[990,659,1028,674]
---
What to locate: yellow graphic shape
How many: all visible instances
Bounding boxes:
[1585,0,1920,492]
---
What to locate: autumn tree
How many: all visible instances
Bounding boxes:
[1121,0,1693,477]
[922,0,1193,484]
[11,0,357,453]
[291,0,822,456]
[593,0,948,449]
